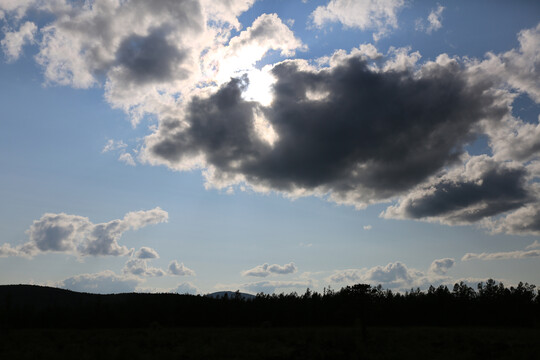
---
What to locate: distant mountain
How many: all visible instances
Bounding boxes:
[206,291,256,300]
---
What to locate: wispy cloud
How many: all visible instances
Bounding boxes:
[462,249,540,261]
[415,5,445,34]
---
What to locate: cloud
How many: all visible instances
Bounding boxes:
[200,0,256,29]
[102,139,137,166]
[168,260,196,276]
[487,203,540,235]
[486,115,540,163]
[310,0,405,40]
[363,262,423,286]
[0,243,32,258]
[4,3,540,238]
[328,269,363,283]
[122,258,166,277]
[526,240,540,249]
[122,247,165,277]
[118,153,136,166]
[1,21,37,61]
[34,0,205,90]
[102,139,127,153]
[214,13,305,71]
[0,0,49,21]
[429,258,455,275]
[202,12,305,106]
[328,261,449,290]
[461,238,540,262]
[1,0,278,126]
[363,225,372,230]
[58,270,140,294]
[0,207,168,258]
[473,24,540,163]
[242,280,312,294]
[135,247,159,259]
[242,262,297,277]
[25,213,91,254]
[416,5,444,34]
[462,249,540,261]
[383,155,532,225]
[4,0,228,125]
[171,282,199,295]
[426,5,445,33]
[145,50,508,210]
[469,23,540,104]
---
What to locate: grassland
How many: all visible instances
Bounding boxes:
[1,326,539,359]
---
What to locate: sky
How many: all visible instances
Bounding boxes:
[0,0,539,295]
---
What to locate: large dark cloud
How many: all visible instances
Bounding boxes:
[383,156,533,224]
[148,54,508,206]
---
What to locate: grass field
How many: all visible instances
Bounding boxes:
[1,326,539,359]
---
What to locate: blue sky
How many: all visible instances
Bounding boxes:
[0,0,539,294]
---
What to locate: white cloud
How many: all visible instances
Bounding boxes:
[0,0,279,127]
[0,243,32,258]
[382,46,421,72]
[328,261,449,291]
[416,5,444,34]
[462,249,540,261]
[102,139,127,153]
[242,262,297,277]
[364,262,422,285]
[486,115,540,163]
[0,207,168,258]
[0,0,38,20]
[168,260,196,276]
[428,258,455,275]
[311,0,405,40]
[1,21,37,62]
[469,23,540,103]
[363,225,372,230]
[58,270,140,294]
[487,203,540,236]
[203,13,305,105]
[200,0,256,29]
[122,258,166,277]
[427,5,444,33]
[135,246,159,259]
[242,279,312,294]
[171,282,199,295]
[118,152,136,166]
[328,269,363,283]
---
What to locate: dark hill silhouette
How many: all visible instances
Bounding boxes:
[206,291,256,300]
[1,281,538,329]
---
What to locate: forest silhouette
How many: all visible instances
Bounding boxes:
[1,279,538,329]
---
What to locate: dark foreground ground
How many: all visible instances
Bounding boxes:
[1,326,538,360]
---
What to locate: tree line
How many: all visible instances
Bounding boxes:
[0,280,538,329]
